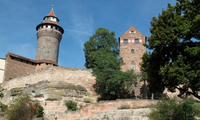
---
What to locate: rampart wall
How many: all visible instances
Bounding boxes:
[42,99,156,120]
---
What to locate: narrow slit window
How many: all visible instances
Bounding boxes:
[131,61,135,70]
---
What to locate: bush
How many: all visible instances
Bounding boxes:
[192,102,200,117]
[148,98,195,120]
[5,95,34,120]
[36,106,44,117]
[0,102,7,112]
[118,104,130,109]
[65,100,78,111]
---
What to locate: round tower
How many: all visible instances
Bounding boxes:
[35,7,64,68]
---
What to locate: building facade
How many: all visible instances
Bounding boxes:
[119,26,146,74]
[0,58,5,83]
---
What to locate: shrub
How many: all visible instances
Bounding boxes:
[65,100,78,111]
[148,98,195,120]
[36,106,44,117]
[118,104,130,109]
[0,86,5,99]
[192,102,200,117]
[5,95,34,120]
[0,102,7,112]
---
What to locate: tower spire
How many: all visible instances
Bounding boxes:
[52,3,54,10]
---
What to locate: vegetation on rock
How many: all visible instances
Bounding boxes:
[84,28,137,100]
[0,102,7,112]
[0,86,5,99]
[65,100,78,111]
[5,95,43,120]
[148,98,200,120]
[141,0,200,99]
[36,106,44,118]
[84,97,94,103]
[118,104,131,109]
[5,95,34,120]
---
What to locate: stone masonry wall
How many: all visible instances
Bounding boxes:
[36,29,62,63]
[119,26,146,74]
[43,99,156,120]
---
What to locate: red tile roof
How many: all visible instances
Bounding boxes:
[46,10,57,18]
[41,21,59,26]
[36,59,58,66]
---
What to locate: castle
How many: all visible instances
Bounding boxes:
[1,8,64,82]
[0,7,146,94]
[0,7,151,120]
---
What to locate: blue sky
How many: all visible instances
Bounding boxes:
[0,0,176,68]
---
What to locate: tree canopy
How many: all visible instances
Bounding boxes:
[84,28,137,100]
[141,0,200,99]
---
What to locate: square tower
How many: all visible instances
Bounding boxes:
[119,26,146,74]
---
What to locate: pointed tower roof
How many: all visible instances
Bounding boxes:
[36,8,64,34]
[119,25,146,38]
[118,25,146,45]
[43,9,59,21]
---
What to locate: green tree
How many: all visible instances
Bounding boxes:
[141,0,200,99]
[84,28,137,100]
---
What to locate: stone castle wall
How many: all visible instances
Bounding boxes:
[42,99,156,120]
[36,29,62,63]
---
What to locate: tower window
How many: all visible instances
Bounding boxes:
[131,61,135,70]
[135,39,139,44]
[131,49,134,53]
[123,39,128,44]
[131,31,134,34]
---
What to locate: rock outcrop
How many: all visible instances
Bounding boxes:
[3,80,94,105]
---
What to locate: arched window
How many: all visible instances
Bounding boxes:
[131,61,135,70]
[131,49,134,53]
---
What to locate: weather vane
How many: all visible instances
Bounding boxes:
[52,2,54,10]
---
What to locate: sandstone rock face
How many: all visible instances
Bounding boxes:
[76,108,151,120]
[9,80,89,101]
